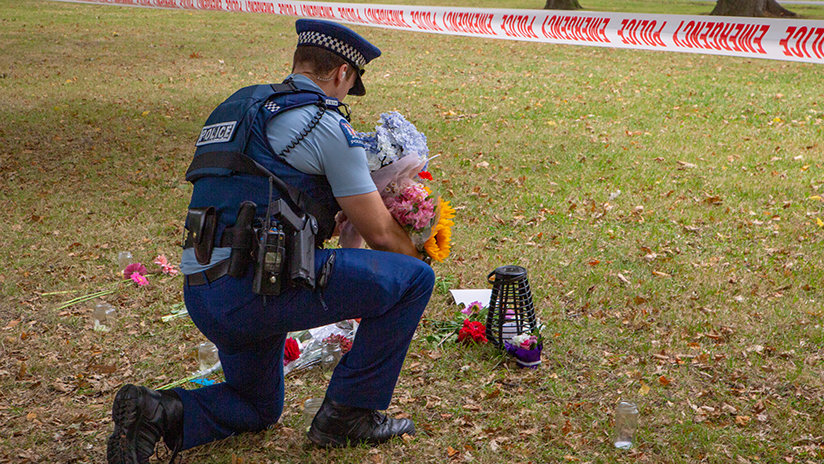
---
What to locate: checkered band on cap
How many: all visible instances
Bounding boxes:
[298,31,366,67]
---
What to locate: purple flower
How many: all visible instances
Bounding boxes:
[461,301,484,316]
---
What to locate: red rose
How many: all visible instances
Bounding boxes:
[284,337,301,362]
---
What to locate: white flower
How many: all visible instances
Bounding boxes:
[511,333,532,346]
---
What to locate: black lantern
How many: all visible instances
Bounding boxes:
[485,265,537,348]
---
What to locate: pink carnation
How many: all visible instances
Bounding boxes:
[384,183,436,231]
[123,262,148,280]
[154,254,179,276]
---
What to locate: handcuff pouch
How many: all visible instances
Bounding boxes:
[186,207,218,265]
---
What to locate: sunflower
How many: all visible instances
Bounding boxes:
[423,198,455,262]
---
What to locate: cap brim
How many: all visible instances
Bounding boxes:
[349,73,366,96]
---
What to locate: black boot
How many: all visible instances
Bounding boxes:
[307,397,415,448]
[107,384,184,464]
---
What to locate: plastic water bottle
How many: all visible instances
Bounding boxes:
[92,301,116,332]
[303,397,323,430]
[320,339,342,379]
[117,251,133,269]
[614,401,639,449]
[197,341,219,371]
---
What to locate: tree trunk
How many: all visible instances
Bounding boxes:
[544,0,582,10]
[710,0,796,17]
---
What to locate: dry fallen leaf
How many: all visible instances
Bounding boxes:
[16,362,27,381]
[617,273,631,285]
[638,382,650,396]
[704,195,723,205]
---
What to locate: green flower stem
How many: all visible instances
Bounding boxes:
[156,362,222,390]
[54,282,124,311]
[40,290,80,296]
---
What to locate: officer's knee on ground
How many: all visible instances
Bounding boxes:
[411,258,436,295]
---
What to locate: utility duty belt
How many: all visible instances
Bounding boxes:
[184,198,317,296]
[184,151,325,296]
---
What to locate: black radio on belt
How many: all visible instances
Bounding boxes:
[251,198,318,295]
[252,222,286,295]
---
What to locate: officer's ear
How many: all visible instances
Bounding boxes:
[337,63,349,81]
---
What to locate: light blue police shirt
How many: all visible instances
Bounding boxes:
[181,74,375,275]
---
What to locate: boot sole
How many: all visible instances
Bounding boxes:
[306,422,416,448]
[106,384,144,464]
[306,426,350,448]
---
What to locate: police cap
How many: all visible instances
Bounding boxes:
[296,19,381,96]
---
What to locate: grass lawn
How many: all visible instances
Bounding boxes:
[1,0,822,463]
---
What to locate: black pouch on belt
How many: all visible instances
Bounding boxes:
[186,206,218,265]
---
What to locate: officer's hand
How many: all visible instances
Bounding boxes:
[336,191,419,257]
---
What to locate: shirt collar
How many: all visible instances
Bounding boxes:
[288,73,326,95]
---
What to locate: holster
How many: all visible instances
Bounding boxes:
[226,201,257,277]
[269,199,317,290]
[186,207,218,265]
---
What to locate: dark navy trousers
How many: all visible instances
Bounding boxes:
[175,248,435,450]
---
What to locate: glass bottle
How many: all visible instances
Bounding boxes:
[614,401,639,449]
[197,341,219,372]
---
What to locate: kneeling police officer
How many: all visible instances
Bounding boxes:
[106,19,435,463]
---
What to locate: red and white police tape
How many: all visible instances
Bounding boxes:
[54,0,824,64]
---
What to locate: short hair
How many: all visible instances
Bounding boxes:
[293,45,347,75]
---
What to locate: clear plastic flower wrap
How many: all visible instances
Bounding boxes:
[339,112,454,262]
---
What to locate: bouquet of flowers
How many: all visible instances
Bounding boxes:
[426,300,489,346]
[504,329,543,369]
[323,333,353,353]
[339,112,454,262]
